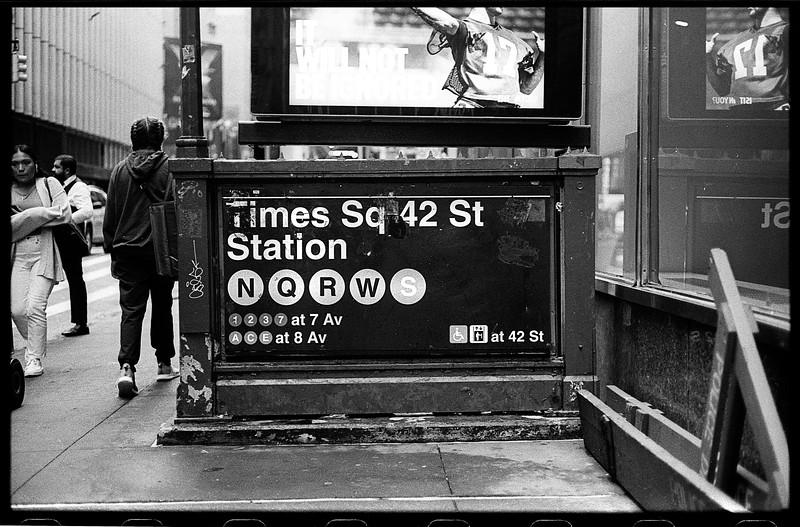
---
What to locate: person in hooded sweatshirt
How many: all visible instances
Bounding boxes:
[103,117,180,398]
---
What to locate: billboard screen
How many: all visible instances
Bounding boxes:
[251,6,584,121]
[289,7,544,110]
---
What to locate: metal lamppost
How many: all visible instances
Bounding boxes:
[176,8,208,158]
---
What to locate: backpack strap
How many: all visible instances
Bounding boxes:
[63,176,82,194]
[138,170,173,204]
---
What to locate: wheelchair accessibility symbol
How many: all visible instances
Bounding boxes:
[449,325,468,344]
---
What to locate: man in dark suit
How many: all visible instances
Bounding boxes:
[52,154,93,337]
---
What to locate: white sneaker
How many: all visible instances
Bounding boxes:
[24,358,43,377]
[117,363,139,398]
[156,362,180,381]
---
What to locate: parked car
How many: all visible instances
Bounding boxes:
[85,185,107,252]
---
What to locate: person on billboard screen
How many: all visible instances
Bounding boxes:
[411,7,544,108]
[706,7,789,111]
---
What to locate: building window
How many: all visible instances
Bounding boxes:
[591,8,639,279]
[593,7,789,319]
[656,7,789,317]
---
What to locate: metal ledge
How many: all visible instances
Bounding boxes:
[238,119,590,148]
[214,374,567,416]
[595,274,790,350]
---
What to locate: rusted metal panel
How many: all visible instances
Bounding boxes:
[216,375,563,416]
[212,157,560,175]
[172,159,217,418]
[158,414,581,446]
[173,169,213,333]
[561,374,596,412]
[214,358,557,376]
[176,333,215,418]
[559,152,598,376]
[238,120,591,149]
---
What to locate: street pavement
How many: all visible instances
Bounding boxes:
[9,248,639,524]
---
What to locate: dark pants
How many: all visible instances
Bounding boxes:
[61,248,87,325]
[117,274,176,371]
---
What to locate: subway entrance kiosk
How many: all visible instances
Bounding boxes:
[167,146,599,427]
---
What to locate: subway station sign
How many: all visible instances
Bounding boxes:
[219,180,555,359]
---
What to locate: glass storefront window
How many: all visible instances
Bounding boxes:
[591,8,639,278]
[657,7,790,317]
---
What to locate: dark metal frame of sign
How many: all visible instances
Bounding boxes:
[239,117,591,150]
[218,171,558,362]
[250,6,585,123]
[171,155,599,419]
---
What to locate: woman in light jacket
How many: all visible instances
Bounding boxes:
[10,144,72,377]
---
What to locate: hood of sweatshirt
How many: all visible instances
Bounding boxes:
[125,149,168,183]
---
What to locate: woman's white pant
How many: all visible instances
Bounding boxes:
[11,235,55,364]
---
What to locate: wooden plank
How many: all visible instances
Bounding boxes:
[608,389,771,510]
[648,408,770,510]
[578,390,747,512]
[597,385,771,509]
[732,345,790,509]
[699,302,737,481]
[707,248,790,509]
[576,389,615,477]
[605,385,662,434]
[605,385,640,424]
[647,411,702,470]
[715,374,746,496]
[632,402,662,437]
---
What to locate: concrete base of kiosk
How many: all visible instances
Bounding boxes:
[158,413,581,446]
[210,361,588,416]
[168,156,599,438]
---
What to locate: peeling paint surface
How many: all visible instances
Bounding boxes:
[176,180,201,201]
[567,381,584,403]
[498,198,546,226]
[205,334,216,360]
[497,235,539,268]
[180,355,205,384]
[187,384,213,410]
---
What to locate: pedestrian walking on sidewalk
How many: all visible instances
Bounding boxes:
[51,154,93,337]
[103,117,179,398]
[10,144,73,377]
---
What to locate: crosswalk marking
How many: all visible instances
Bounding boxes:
[83,252,111,269]
[52,253,111,293]
[46,285,119,317]
[52,267,112,292]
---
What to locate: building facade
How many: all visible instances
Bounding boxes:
[10,7,179,185]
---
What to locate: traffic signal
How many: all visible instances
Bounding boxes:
[11,52,28,83]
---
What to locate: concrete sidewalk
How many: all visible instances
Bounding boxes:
[10,297,639,518]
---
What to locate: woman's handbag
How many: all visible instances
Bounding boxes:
[45,178,91,258]
[54,222,91,258]
[140,173,178,280]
